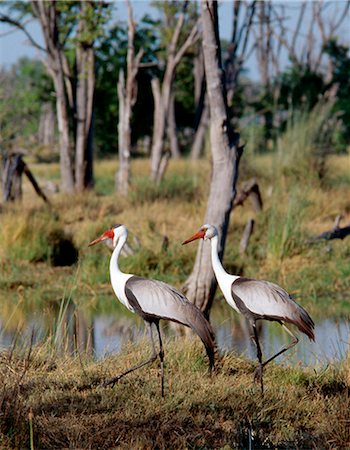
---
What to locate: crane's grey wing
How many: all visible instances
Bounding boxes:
[232,278,315,340]
[125,276,197,324]
[125,276,216,368]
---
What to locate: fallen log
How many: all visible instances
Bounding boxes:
[310,216,350,241]
[311,225,350,241]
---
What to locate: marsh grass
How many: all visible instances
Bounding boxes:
[0,338,349,449]
[0,137,349,448]
[1,149,349,321]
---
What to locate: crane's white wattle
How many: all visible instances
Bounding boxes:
[210,234,240,313]
[109,231,134,312]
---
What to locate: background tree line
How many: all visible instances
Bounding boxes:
[0,0,349,318]
[1,1,349,189]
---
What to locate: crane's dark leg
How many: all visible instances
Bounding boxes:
[251,322,299,394]
[251,322,264,394]
[262,323,299,369]
[103,322,158,387]
[154,321,165,397]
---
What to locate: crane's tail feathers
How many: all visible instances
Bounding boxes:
[288,307,315,341]
[187,309,216,371]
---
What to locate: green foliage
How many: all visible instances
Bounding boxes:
[324,39,350,146]
[94,14,158,155]
[278,65,325,111]
[0,58,53,147]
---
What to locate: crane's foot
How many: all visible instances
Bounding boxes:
[253,364,264,395]
[103,374,123,388]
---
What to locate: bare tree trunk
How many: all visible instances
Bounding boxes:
[150,13,199,182]
[190,47,209,159]
[31,1,75,193]
[167,92,180,159]
[116,0,143,195]
[75,2,95,191]
[2,153,50,204]
[116,69,130,194]
[75,48,88,192]
[53,69,75,192]
[240,218,255,255]
[150,77,166,181]
[190,99,209,159]
[224,1,257,106]
[38,102,55,146]
[183,1,242,318]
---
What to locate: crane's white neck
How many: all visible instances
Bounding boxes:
[110,233,127,275]
[210,234,240,282]
[109,231,134,311]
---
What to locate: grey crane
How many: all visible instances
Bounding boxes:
[183,224,315,393]
[89,224,215,396]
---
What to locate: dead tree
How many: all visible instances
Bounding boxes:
[30,1,75,192]
[2,153,50,204]
[74,0,96,191]
[224,1,257,106]
[150,9,199,183]
[38,102,55,147]
[183,0,243,317]
[271,1,350,74]
[1,2,106,192]
[116,0,144,195]
[234,177,263,212]
[190,45,209,159]
[240,218,255,255]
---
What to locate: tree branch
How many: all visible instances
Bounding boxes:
[0,13,46,52]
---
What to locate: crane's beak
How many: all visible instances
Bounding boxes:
[88,229,113,247]
[182,230,205,245]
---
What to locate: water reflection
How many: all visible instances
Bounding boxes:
[0,301,349,367]
[213,313,349,367]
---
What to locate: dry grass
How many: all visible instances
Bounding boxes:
[0,339,349,449]
[0,151,349,448]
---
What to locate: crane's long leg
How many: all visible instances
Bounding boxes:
[262,323,299,368]
[154,321,165,397]
[251,323,264,394]
[103,322,158,388]
[251,322,299,394]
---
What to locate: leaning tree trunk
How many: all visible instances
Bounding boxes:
[183,0,242,318]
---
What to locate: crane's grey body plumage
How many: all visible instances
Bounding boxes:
[125,276,215,369]
[231,278,315,341]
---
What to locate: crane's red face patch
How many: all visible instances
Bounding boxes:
[88,228,114,247]
[182,229,206,245]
